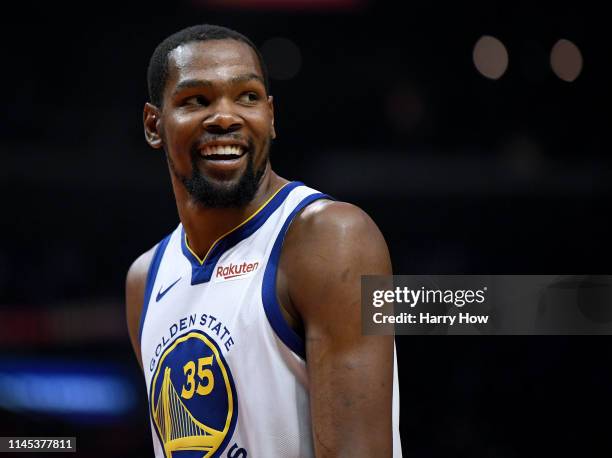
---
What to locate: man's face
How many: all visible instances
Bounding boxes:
[158,39,275,207]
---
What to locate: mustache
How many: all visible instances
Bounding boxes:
[193,133,252,150]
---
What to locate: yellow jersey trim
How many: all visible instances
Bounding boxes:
[184,182,291,265]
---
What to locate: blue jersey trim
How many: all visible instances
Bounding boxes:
[181,181,304,285]
[261,192,331,360]
[138,233,173,344]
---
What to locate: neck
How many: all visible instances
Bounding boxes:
[173,166,288,260]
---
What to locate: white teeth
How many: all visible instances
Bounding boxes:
[201,145,244,157]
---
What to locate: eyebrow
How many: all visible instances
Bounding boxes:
[172,73,265,96]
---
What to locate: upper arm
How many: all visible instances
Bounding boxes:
[279,200,394,457]
[125,246,156,371]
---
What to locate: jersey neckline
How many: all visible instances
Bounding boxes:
[180,181,303,285]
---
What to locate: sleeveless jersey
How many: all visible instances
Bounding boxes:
[139,181,402,457]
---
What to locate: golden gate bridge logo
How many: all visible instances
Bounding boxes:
[150,331,237,458]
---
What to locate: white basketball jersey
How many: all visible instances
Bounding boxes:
[139,181,402,457]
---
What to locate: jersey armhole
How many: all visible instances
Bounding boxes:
[138,233,173,344]
[261,193,331,360]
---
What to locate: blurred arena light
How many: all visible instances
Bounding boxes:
[261,37,302,80]
[196,0,365,11]
[550,39,583,82]
[0,302,125,346]
[473,35,509,80]
[0,359,136,422]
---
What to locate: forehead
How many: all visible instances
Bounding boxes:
[166,39,263,88]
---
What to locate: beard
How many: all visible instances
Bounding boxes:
[168,138,269,208]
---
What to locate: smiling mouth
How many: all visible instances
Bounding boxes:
[199,145,246,161]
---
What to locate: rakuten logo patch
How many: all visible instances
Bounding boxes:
[215,261,260,281]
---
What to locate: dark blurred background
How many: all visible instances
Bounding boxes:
[1,2,610,457]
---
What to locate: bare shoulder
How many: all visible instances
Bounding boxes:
[125,245,157,369]
[280,199,392,322]
[297,199,376,230]
[285,199,391,274]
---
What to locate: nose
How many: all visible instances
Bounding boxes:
[202,100,243,133]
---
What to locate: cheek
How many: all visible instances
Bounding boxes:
[248,113,273,141]
[164,114,200,148]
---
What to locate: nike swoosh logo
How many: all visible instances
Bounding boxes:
[156,277,182,302]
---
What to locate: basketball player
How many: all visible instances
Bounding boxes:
[126,24,401,457]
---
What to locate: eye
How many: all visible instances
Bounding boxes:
[184,95,209,107]
[237,92,260,105]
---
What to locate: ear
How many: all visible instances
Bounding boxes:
[267,95,276,140]
[143,102,163,149]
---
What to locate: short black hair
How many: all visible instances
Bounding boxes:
[147,24,269,107]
